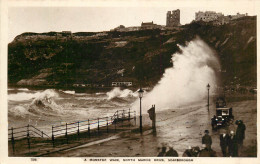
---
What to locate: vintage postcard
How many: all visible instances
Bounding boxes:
[0,0,259,163]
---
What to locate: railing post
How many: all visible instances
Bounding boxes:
[77,121,80,137]
[65,123,68,137]
[117,110,119,122]
[11,127,15,154]
[65,123,68,144]
[128,108,131,121]
[122,110,124,123]
[97,118,100,135]
[114,116,117,132]
[52,125,55,147]
[42,131,44,138]
[134,111,136,126]
[153,105,156,133]
[88,119,90,137]
[107,117,109,133]
[27,124,30,152]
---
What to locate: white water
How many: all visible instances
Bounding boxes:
[61,90,76,95]
[8,38,220,135]
[106,87,138,100]
[8,87,137,134]
[132,38,220,113]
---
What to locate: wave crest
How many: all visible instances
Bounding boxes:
[106,88,138,100]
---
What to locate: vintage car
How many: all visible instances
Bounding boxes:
[211,97,234,130]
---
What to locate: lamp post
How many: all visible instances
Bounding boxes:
[138,88,144,134]
[207,84,210,112]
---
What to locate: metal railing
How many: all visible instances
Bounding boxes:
[8,124,50,155]
[51,109,136,146]
[8,108,136,155]
[8,124,50,141]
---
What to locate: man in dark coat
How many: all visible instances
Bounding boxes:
[183,146,200,157]
[199,144,217,157]
[165,147,178,157]
[220,130,229,157]
[227,131,238,157]
[157,146,167,157]
[202,130,212,150]
[236,120,246,146]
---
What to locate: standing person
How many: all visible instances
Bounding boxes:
[227,131,238,157]
[157,146,167,157]
[220,129,229,157]
[235,120,246,147]
[202,130,212,150]
[165,146,178,157]
[236,120,246,156]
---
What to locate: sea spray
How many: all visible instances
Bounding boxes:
[8,88,135,131]
[61,90,76,95]
[8,92,41,101]
[8,89,58,102]
[132,38,220,113]
[106,87,138,100]
[32,89,59,104]
[8,105,30,118]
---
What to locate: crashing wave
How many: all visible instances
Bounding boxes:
[32,89,58,104]
[8,92,41,101]
[106,87,138,100]
[132,38,220,112]
[27,89,63,116]
[18,88,29,91]
[61,90,75,95]
[8,105,30,118]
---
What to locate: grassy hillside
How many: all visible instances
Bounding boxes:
[8,16,256,89]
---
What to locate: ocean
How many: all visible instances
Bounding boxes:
[8,87,138,135]
[8,38,220,136]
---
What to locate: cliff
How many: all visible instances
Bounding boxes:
[8,16,256,89]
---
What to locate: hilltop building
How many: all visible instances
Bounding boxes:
[111,82,133,87]
[195,11,248,25]
[227,12,248,20]
[61,31,72,36]
[166,9,181,27]
[141,21,162,30]
[112,25,126,32]
[195,11,223,22]
[111,25,141,32]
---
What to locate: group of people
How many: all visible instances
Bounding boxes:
[157,120,246,157]
[219,120,246,157]
[157,144,179,157]
[201,120,246,157]
[157,144,206,157]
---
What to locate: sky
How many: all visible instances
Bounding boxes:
[7,1,257,43]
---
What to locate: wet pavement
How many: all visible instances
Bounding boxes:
[47,99,257,157]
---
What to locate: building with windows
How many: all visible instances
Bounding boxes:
[111,82,133,87]
[195,11,223,22]
[141,21,162,30]
[195,11,248,25]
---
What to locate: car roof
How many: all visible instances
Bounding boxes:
[216,108,229,110]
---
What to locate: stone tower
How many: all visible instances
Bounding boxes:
[166,9,181,27]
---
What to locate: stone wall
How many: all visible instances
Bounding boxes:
[166,9,181,27]
[195,11,223,22]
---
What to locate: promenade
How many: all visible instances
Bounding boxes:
[9,96,257,157]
